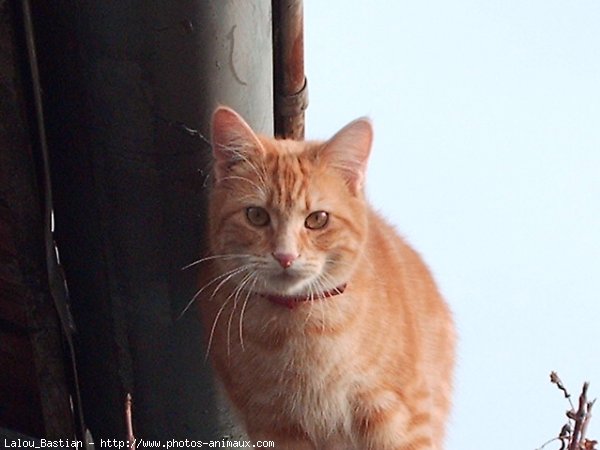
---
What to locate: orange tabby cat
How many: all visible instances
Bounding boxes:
[198,106,455,450]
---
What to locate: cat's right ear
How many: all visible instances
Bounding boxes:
[321,117,373,195]
[211,106,265,181]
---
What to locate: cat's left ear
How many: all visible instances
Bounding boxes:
[322,117,373,194]
[211,106,265,182]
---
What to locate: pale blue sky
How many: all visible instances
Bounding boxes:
[305,1,600,448]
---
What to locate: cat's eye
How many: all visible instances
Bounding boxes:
[246,207,270,227]
[305,211,329,230]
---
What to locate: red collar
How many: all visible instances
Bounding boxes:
[263,284,347,309]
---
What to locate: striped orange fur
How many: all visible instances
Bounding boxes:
[197,106,455,450]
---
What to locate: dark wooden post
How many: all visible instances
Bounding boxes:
[31,0,273,441]
[0,0,74,439]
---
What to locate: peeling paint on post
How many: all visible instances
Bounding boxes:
[31,0,273,441]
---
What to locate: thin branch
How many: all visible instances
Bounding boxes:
[569,382,589,450]
[536,437,565,450]
[551,371,575,410]
[541,373,597,450]
[125,393,135,450]
[581,399,596,445]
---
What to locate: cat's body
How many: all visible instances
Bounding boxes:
[198,107,455,450]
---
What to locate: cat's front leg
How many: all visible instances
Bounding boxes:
[354,390,438,450]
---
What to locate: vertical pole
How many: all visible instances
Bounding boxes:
[273,0,308,139]
[31,0,273,441]
[0,0,74,439]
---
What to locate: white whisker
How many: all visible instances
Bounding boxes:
[319,272,345,319]
[226,272,254,358]
[219,175,266,196]
[205,292,232,362]
[220,142,268,194]
[233,147,268,186]
[303,281,316,328]
[204,265,256,361]
[181,253,250,271]
[206,263,256,304]
[178,262,255,320]
[239,275,258,351]
[318,286,326,333]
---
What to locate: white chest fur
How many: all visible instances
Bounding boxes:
[247,332,365,446]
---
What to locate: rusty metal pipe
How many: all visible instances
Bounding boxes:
[273,0,308,139]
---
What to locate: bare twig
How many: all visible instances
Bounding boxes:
[551,371,575,410]
[540,373,597,450]
[537,437,565,450]
[126,393,135,450]
[559,424,573,450]
[569,382,590,450]
[581,399,596,446]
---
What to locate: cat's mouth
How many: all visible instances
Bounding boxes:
[276,269,303,280]
[251,263,324,297]
[263,270,308,293]
[259,283,347,309]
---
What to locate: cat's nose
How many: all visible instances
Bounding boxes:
[272,252,298,269]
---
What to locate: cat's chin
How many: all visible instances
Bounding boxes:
[254,271,319,297]
[255,271,343,299]
[261,275,310,296]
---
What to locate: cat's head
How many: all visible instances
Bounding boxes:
[208,106,373,298]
